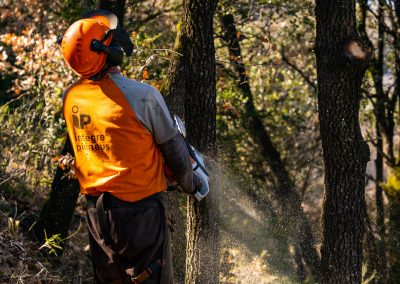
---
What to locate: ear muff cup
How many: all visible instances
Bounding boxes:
[107,44,124,66]
[91,40,124,67]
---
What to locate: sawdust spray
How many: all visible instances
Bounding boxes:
[205,157,301,284]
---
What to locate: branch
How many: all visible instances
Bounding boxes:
[366,5,398,37]
[230,1,314,12]
[215,58,274,68]
[360,88,377,107]
[0,169,25,186]
[0,92,30,112]
[216,62,237,79]
[134,8,174,28]
[281,52,317,92]
[365,130,393,163]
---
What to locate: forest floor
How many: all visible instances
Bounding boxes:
[0,188,93,283]
[0,164,329,283]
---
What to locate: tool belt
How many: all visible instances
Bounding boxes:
[86,192,165,283]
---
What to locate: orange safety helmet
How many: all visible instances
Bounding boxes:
[61,11,119,78]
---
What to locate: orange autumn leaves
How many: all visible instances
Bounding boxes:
[140,66,161,90]
[0,29,75,98]
[1,25,75,180]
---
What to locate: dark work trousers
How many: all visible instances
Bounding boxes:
[85,193,174,284]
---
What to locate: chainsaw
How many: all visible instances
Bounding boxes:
[164,115,210,201]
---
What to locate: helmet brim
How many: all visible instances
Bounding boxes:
[82,10,118,29]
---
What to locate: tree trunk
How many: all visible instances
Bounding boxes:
[34,137,80,251]
[315,0,371,283]
[388,191,400,283]
[371,1,387,281]
[161,22,186,119]
[375,121,387,281]
[159,13,189,284]
[174,1,220,283]
[99,0,126,25]
[160,2,219,282]
[218,13,321,282]
[387,1,400,282]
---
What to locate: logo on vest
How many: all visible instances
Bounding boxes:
[72,105,91,129]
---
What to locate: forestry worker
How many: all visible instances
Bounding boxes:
[60,10,201,284]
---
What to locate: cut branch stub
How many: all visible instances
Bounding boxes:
[344,39,371,62]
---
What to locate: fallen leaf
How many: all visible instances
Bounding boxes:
[142,69,149,80]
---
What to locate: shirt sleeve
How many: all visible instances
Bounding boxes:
[144,87,178,144]
[158,133,199,194]
[109,74,177,144]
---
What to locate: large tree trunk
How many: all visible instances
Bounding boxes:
[34,137,80,250]
[159,11,189,284]
[315,0,371,283]
[175,1,220,283]
[218,13,321,282]
[160,1,219,282]
[161,0,219,282]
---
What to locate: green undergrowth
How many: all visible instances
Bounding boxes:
[0,188,94,282]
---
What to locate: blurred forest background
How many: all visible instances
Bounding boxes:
[0,0,399,283]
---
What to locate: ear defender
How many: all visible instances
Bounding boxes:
[91,39,124,67]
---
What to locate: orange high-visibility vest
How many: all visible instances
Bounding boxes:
[63,73,177,202]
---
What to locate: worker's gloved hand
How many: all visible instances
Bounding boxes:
[191,149,209,201]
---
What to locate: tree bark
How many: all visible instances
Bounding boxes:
[159,15,189,284]
[99,0,126,25]
[387,2,400,282]
[218,13,321,282]
[34,137,80,251]
[388,192,400,283]
[368,1,387,280]
[173,1,220,283]
[161,0,219,282]
[375,121,387,280]
[315,0,371,283]
[160,1,219,282]
[161,20,187,119]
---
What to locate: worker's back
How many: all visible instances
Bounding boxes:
[63,73,176,202]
